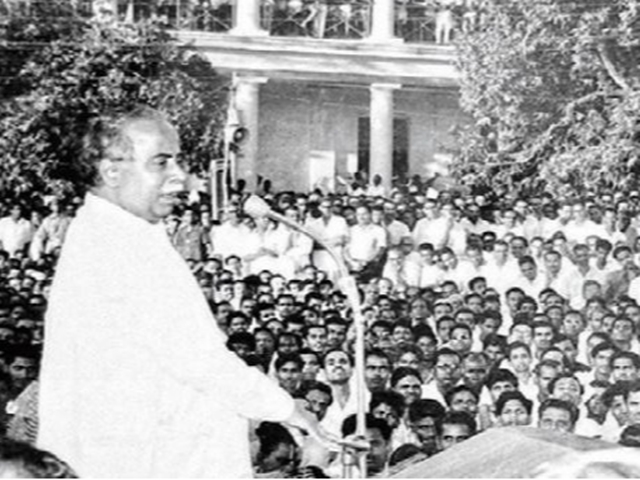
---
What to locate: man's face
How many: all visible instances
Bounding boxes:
[326,324,347,349]
[450,391,478,416]
[306,327,327,353]
[506,291,524,313]
[539,407,573,433]
[593,348,614,376]
[520,261,537,281]
[510,239,527,259]
[300,353,321,381]
[417,336,437,361]
[434,304,452,320]
[436,319,454,343]
[490,381,515,404]
[394,375,422,405]
[510,325,533,345]
[324,351,353,385]
[8,357,37,393]
[276,361,301,395]
[611,395,630,426]
[365,428,389,475]
[544,253,562,276]
[463,359,488,389]
[537,366,560,397]
[500,399,531,427]
[278,335,299,355]
[550,377,582,406]
[612,357,639,382]
[305,389,331,421]
[240,299,256,319]
[611,319,634,343]
[484,345,505,368]
[392,326,413,347]
[441,423,471,451]
[106,118,185,224]
[410,416,438,454]
[255,331,275,357]
[562,314,584,339]
[277,297,296,319]
[533,326,554,351]
[627,391,640,425]
[435,354,462,390]
[356,207,371,226]
[227,316,248,334]
[365,356,391,392]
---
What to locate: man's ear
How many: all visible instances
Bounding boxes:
[97,158,122,187]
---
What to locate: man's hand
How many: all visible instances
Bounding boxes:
[284,400,340,450]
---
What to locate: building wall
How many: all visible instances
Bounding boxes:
[255,79,463,192]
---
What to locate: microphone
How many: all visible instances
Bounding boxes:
[243,195,347,277]
[243,194,370,477]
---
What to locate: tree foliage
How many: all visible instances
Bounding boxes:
[0,3,227,203]
[453,0,640,197]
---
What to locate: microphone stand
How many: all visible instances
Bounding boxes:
[244,195,368,479]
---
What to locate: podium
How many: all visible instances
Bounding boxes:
[391,427,623,478]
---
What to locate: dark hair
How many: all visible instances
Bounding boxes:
[0,438,77,477]
[602,381,631,407]
[275,353,303,372]
[299,380,333,405]
[548,374,584,396]
[78,106,169,187]
[538,398,579,425]
[226,332,256,351]
[611,351,640,370]
[323,348,354,367]
[341,413,391,441]
[407,399,446,426]
[255,422,296,463]
[486,369,519,389]
[441,411,477,436]
[390,367,422,387]
[369,390,406,418]
[444,384,478,407]
[495,390,533,416]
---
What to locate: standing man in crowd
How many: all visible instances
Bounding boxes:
[37,106,328,477]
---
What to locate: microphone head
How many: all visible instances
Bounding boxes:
[243,195,271,218]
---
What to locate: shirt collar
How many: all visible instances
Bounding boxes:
[84,192,167,237]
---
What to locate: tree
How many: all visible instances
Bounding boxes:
[452,0,640,198]
[0,5,227,204]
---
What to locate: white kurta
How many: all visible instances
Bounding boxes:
[37,194,294,478]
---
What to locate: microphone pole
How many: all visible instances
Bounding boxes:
[243,195,368,479]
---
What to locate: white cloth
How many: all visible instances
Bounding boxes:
[38,193,294,478]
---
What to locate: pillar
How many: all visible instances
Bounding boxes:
[369,0,397,42]
[234,76,268,190]
[231,0,267,36]
[369,83,400,191]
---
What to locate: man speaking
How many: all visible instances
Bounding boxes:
[37,106,325,477]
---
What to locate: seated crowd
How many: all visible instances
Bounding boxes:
[4,176,640,476]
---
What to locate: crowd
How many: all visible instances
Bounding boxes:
[4,174,640,476]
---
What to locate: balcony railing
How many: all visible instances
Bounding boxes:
[1,0,476,44]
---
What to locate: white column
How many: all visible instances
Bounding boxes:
[369,83,400,191]
[231,0,267,36]
[369,0,397,42]
[234,76,268,190]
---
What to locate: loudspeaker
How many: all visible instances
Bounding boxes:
[391,427,621,478]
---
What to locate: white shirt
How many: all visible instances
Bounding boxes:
[210,220,251,259]
[347,223,387,263]
[38,194,294,478]
[0,216,33,257]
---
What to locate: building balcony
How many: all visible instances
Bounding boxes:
[81,0,472,45]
